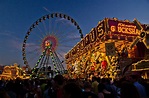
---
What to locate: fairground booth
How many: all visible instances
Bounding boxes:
[65,18,149,80]
[0,63,30,80]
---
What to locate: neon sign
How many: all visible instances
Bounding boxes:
[108,19,141,36]
[65,18,146,63]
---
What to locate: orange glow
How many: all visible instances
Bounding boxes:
[111,26,116,32]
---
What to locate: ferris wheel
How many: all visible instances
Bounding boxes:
[22,13,83,76]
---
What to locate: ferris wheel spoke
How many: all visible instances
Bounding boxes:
[56,19,71,34]
[33,28,43,38]
[26,43,41,48]
[48,18,55,35]
[53,21,59,36]
[28,53,40,63]
[52,23,62,37]
[55,27,74,39]
[56,51,65,60]
[59,35,80,44]
[56,29,79,42]
[52,20,60,36]
[25,44,41,50]
[51,18,71,37]
[57,48,69,55]
[26,49,41,56]
[59,38,80,47]
[28,53,41,66]
[26,47,41,55]
[42,20,49,35]
[58,19,73,33]
[48,17,52,35]
[27,48,41,59]
[26,36,43,46]
[36,25,48,39]
[26,40,42,47]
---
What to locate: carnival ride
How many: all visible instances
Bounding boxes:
[0,63,30,80]
[65,18,149,80]
[22,13,83,78]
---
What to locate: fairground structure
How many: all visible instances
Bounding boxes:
[65,18,149,80]
[0,63,30,80]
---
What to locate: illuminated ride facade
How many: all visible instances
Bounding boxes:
[65,18,149,79]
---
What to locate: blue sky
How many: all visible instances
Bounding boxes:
[0,0,149,68]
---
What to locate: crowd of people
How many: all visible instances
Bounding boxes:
[0,72,149,98]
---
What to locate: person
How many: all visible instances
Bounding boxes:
[83,81,98,98]
[0,87,10,98]
[51,74,65,98]
[63,82,83,98]
[91,77,99,95]
[6,81,16,98]
[120,81,140,98]
[43,80,52,98]
[104,78,118,98]
[100,78,111,98]
[98,83,105,98]
[126,72,147,98]
[130,74,147,98]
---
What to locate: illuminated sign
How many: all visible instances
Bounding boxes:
[65,21,104,62]
[89,29,96,42]
[65,18,146,63]
[108,19,141,36]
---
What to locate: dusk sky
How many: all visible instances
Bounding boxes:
[0,0,149,68]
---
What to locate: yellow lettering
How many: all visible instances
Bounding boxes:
[85,36,89,44]
[118,26,121,32]
[116,23,137,34]
[89,30,96,42]
[110,26,116,32]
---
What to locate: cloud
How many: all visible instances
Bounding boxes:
[0,31,22,50]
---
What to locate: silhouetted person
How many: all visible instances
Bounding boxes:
[51,74,65,98]
[63,82,83,98]
[120,81,140,98]
[83,81,98,98]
